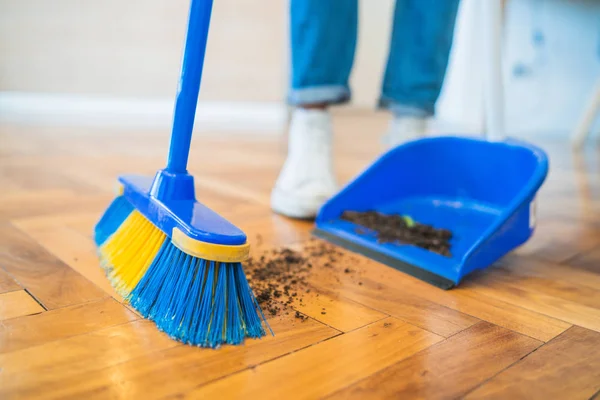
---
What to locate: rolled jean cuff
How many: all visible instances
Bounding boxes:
[287,85,351,106]
[378,97,434,118]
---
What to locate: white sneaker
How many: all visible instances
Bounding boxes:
[382,116,428,148]
[271,108,337,219]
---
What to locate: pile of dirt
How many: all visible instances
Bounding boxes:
[246,240,347,321]
[341,210,453,257]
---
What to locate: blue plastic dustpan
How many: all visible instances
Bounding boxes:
[313,135,549,289]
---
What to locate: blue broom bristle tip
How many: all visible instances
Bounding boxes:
[127,240,271,348]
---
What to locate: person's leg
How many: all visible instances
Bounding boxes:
[380,0,460,146]
[288,0,358,108]
[272,0,358,219]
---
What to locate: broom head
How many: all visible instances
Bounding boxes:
[94,171,270,348]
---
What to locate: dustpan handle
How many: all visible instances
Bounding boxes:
[165,0,213,174]
[482,0,505,141]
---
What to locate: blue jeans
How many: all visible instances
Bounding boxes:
[288,0,460,117]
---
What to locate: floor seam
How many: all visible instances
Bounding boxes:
[23,287,48,311]
[0,317,143,355]
[170,317,398,397]
[460,326,574,398]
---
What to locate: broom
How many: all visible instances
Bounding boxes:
[93,0,271,348]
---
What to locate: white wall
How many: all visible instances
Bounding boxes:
[0,0,287,102]
[2,0,599,137]
[0,0,288,131]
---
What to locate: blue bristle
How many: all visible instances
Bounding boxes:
[207,264,227,346]
[226,266,244,344]
[162,255,194,336]
[94,195,134,246]
[193,261,216,345]
[127,241,269,348]
[130,240,172,317]
[178,258,206,342]
[235,264,272,338]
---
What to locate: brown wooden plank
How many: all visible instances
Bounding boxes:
[238,216,314,248]
[0,320,179,398]
[282,241,479,337]
[187,318,443,399]
[0,223,107,309]
[565,247,600,274]
[12,211,99,235]
[324,281,478,337]
[327,322,542,399]
[313,242,571,341]
[447,287,570,342]
[514,218,600,263]
[0,298,138,353]
[499,254,600,291]
[13,221,122,301]
[0,315,339,399]
[464,270,600,333]
[298,242,566,341]
[0,290,45,320]
[65,214,101,238]
[0,268,21,294]
[0,164,102,193]
[476,264,600,310]
[465,326,600,399]
[0,190,112,219]
[284,289,387,332]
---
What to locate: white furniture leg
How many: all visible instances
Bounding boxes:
[571,76,600,149]
[481,0,505,141]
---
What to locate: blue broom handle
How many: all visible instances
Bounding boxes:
[166,0,213,174]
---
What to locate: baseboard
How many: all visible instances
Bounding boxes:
[0,92,289,134]
[0,92,574,139]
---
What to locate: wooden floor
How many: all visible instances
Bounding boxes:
[1,114,600,399]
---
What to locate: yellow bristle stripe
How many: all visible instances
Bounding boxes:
[100,212,144,266]
[99,211,166,296]
[100,212,149,272]
[108,225,165,296]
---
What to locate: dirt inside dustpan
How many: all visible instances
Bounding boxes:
[340,210,453,257]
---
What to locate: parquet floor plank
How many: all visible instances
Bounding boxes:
[0,290,45,320]
[465,326,600,399]
[0,223,108,309]
[328,322,542,400]
[185,318,443,399]
[0,315,339,400]
[300,243,570,342]
[0,298,138,353]
[0,268,21,294]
